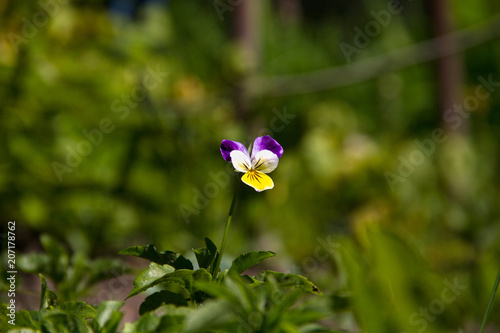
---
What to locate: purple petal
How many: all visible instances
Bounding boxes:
[220,140,248,162]
[251,135,283,159]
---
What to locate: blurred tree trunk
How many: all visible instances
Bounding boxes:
[428,0,470,201]
[277,0,301,25]
[428,0,466,133]
[233,0,262,121]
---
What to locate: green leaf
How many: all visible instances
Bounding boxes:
[139,290,188,315]
[266,289,304,329]
[193,238,217,269]
[40,234,68,263]
[40,234,70,282]
[127,263,175,299]
[255,271,321,294]
[228,251,276,275]
[297,323,342,332]
[173,255,194,270]
[158,269,211,295]
[41,311,91,333]
[119,244,193,270]
[122,312,160,333]
[155,305,192,332]
[119,244,177,265]
[240,274,264,286]
[283,296,333,327]
[128,267,211,300]
[1,305,40,331]
[59,301,97,320]
[39,274,58,310]
[195,281,240,305]
[183,300,236,333]
[93,301,124,333]
[330,293,351,311]
[17,253,50,273]
[156,304,192,317]
[223,274,258,311]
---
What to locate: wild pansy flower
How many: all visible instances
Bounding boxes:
[220,135,283,192]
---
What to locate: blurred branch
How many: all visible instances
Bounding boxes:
[246,14,500,97]
[428,0,465,132]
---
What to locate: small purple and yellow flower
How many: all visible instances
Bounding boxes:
[220,135,283,192]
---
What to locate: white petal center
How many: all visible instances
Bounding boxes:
[230,150,251,172]
[251,150,279,174]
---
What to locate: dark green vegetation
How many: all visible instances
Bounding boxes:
[1,0,500,331]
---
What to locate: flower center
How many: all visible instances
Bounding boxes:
[246,169,263,182]
[252,157,264,170]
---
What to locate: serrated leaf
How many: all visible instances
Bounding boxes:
[255,271,321,294]
[119,244,193,270]
[139,290,187,315]
[39,274,58,310]
[228,251,276,275]
[119,244,177,265]
[193,238,218,270]
[127,263,175,299]
[59,301,97,320]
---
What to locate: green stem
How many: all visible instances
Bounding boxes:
[213,176,240,277]
[479,268,500,333]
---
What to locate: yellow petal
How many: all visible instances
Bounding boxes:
[241,170,274,192]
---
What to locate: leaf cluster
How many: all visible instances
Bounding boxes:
[1,238,341,332]
[14,234,130,301]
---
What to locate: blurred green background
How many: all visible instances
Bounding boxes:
[1,0,500,331]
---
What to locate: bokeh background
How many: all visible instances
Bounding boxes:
[1,0,500,331]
